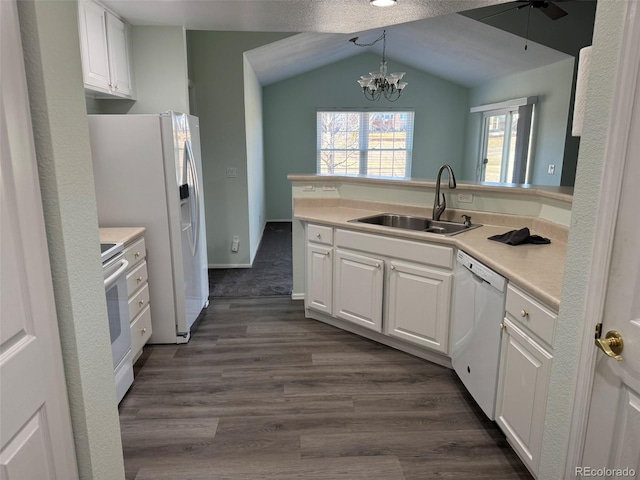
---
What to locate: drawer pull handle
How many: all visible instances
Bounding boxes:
[136,276,142,283]
[138,299,145,307]
[141,328,147,334]
[323,251,330,256]
[316,233,321,238]
[134,252,140,258]
[375,263,381,268]
[500,323,506,331]
[390,265,396,270]
[520,310,529,318]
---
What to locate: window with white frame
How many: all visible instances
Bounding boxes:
[472,97,536,184]
[317,110,414,178]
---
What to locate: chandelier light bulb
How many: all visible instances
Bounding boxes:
[370,0,397,7]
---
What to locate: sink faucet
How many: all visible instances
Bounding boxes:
[433,164,457,221]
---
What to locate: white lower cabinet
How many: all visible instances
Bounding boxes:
[495,318,552,476]
[385,260,452,353]
[305,243,333,315]
[495,284,557,477]
[304,223,454,353]
[334,249,384,332]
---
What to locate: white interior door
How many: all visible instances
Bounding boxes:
[580,28,640,477]
[0,1,78,478]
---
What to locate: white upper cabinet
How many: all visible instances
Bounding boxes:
[105,12,133,97]
[78,0,135,98]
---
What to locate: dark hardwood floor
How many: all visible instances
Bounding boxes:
[119,297,532,480]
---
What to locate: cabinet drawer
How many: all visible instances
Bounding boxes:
[126,260,148,297]
[124,237,146,268]
[128,282,149,321]
[335,229,453,269]
[505,284,557,347]
[130,305,152,361]
[307,224,333,245]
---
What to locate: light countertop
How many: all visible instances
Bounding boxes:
[294,204,566,311]
[99,227,146,245]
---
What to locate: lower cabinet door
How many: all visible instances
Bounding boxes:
[495,318,553,476]
[305,243,333,315]
[385,260,452,353]
[130,304,152,362]
[334,249,384,332]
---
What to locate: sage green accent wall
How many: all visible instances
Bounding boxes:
[18,1,125,477]
[244,55,267,261]
[187,31,293,266]
[263,52,470,221]
[463,58,576,185]
[540,1,629,477]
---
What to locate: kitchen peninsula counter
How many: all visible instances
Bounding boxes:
[294,200,567,311]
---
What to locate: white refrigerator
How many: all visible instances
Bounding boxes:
[89,112,209,344]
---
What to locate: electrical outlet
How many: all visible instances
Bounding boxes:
[231,235,239,252]
[303,185,315,192]
[322,185,336,191]
[226,167,237,178]
[548,164,555,175]
[457,193,473,203]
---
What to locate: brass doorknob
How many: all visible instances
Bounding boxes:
[595,330,624,361]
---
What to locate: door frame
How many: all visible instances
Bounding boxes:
[565,2,640,477]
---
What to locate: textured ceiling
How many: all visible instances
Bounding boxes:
[102,0,577,88]
[100,0,510,33]
[246,14,571,87]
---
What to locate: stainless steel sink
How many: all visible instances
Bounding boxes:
[349,213,481,236]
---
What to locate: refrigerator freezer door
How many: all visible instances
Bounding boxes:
[164,113,208,337]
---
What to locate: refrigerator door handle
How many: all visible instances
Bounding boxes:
[185,140,200,257]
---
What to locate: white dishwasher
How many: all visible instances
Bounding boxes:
[451,250,507,420]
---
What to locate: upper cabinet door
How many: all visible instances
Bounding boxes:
[105,12,133,97]
[78,0,111,92]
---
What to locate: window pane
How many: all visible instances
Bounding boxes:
[484,114,506,182]
[317,110,413,178]
[505,113,519,183]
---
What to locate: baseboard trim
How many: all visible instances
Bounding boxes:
[208,263,252,269]
[291,293,305,301]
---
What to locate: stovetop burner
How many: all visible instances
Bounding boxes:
[100,242,123,264]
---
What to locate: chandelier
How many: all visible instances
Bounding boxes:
[350,30,407,102]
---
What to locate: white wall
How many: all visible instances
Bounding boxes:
[128,26,190,114]
[539,1,630,477]
[244,55,267,262]
[17,1,125,478]
[87,25,190,115]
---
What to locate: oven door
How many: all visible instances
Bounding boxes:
[103,253,131,368]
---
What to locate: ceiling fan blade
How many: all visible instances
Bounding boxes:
[476,3,523,22]
[539,2,568,20]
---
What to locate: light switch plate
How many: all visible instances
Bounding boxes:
[458,193,473,203]
[226,167,237,178]
[322,185,336,191]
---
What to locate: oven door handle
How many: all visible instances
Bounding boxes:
[104,259,129,290]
